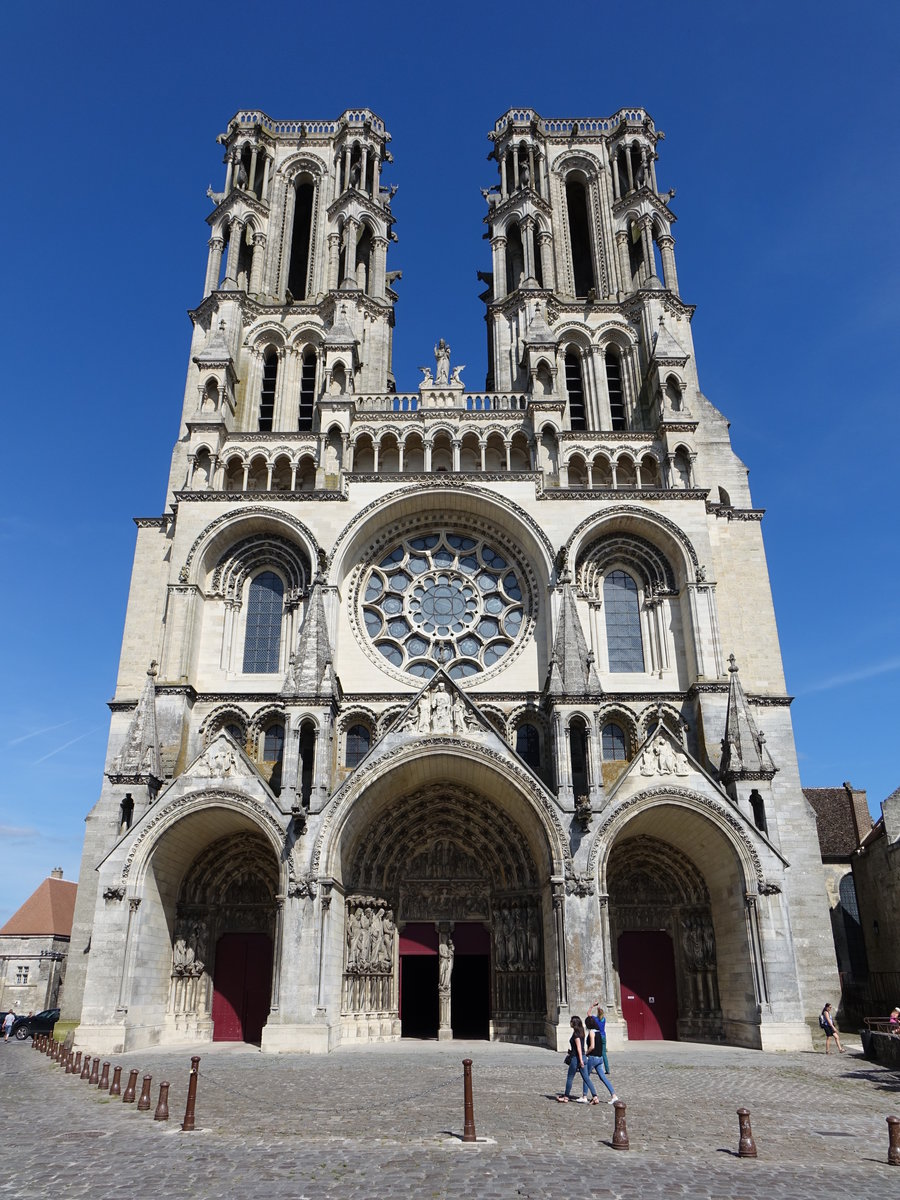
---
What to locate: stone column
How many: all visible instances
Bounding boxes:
[222,219,243,287]
[615,230,631,296]
[261,153,271,202]
[537,230,555,290]
[204,236,224,296]
[341,219,359,286]
[452,439,461,472]
[327,232,341,291]
[247,145,259,195]
[372,235,388,298]
[657,234,679,294]
[551,880,569,1016]
[492,235,507,299]
[249,232,267,297]
[500,153,508,198]
[640,217,654,280]
[611,152,621,200]
[223,154,234,195]
[521,216,536,281]
[437,930,454,1041]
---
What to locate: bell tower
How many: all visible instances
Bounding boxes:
[482,108,692,444]
[179,108,398,483]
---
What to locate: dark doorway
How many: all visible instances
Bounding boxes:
[451,922,491,1038]
[400,923,439,1038]
[618,930,677,1040]
[400,957,439,1037]
[211,932,273,1044]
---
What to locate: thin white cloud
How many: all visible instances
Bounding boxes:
[8,720,75,747]
[0,825,40,840]
[800,657,900,695]
[34,728,101,764]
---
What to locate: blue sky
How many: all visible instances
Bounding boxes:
[0,1,897,922]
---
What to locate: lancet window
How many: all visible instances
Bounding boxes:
[242,571,284,673]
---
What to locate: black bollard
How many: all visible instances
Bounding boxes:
[154,1081,170,1122]
[110,1066,122,1097]
[89,1057,100,1085]
[72,1051,82,1074]
[462,1059,477,1143]
[888,1116,900,1166]
[98,1062,110,1090]
[612,1100,629,1150]
[737,1108,757,1158]
[181,1056,201,1131]
[137,1075,153,1111]
[123,1068,139,1103]
[80,1055,92,1081]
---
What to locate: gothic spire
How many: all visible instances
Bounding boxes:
[110,661,161,779]
[281,575,339,700]
[719,654,776,782]
[546,584,601,697]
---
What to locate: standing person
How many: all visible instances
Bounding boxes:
[2,1011,14,1042]
[820,1003,845,1053]
[588,1003,610,1074]
[557,1016,599,1104]
[582,1014,619,1103]
[888,1007,899,1035]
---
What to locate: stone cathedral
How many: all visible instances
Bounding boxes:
[65,106,838,1055]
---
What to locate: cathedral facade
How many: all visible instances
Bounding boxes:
[65,106,837,1054]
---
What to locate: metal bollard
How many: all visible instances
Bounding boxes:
[737,1108,758,1158]
[154,1081,170,1122]
[98,1061,110,1090]
[72,1051,82,1074]
[89,1058,100,1085]
[64,1050,75,1075]
[180,1056,201,1131]
[137,1075,153,1111]
[110,1066,122,1097]
[80,1055,92,1081]
[888,1116,900,1166]
[123,1068,139,1103]
[462,1058,477,1143]
[612,1100,629,1150]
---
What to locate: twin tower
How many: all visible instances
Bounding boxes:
[194,105,687,438]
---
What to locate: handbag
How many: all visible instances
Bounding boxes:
[564,1051,572,1065]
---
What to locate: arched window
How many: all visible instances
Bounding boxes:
[564,350,586,431]
[565,178,595,297]
[604,570,644,672]
[605,349,626,431]
[569,716,589,798]
[225,722,244,744]
[263,722,285,762]
[298,349,316,431]
[506,222,525,295]
[242,571,284,673]
[516,723,541,772]
[627,221,645,287]
[299,720,315,806]
[259,349,278,431]
[345,723,371,767]
[602,722,627,760]
[287,180,315,301]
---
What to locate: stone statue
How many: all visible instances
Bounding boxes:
[452,694,470,736]
[449,364,466,386]
[417,691,432,734]
[438,935,454,991]
[432,683,453,734]
[418,365,433,385]
[639,745,656,776]
[434,338,451,385]
[656,737,678,775]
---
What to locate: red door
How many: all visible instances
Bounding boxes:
[211,933,273,1044]
[618,930,677,1040]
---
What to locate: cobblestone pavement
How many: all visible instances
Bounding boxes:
[3,1034,899,1199]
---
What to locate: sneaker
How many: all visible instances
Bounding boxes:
[607,1094,619,1104]
[575,1096,590,1104]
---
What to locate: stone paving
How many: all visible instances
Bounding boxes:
[3,1033,899,1199]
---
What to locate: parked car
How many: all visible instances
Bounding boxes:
[11,1008,60,1040]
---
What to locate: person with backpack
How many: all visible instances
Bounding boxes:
[819,1002,845,1053]
[2,1011,15,1043]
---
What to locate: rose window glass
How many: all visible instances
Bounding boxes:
[361,532,526,680]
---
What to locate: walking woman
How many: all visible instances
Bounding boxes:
[582,1014,619,1103]
[557,1016,599,1103]
[820,1003,845,1054]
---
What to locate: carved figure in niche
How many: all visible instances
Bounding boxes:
[434,338,451,385]
[416,691,432,734]
[209,743,239,777]
[656,737,677,774]
[674,749,690,776]
[639,745,656,776]
[379,910,395,971]
[700,917,716,969]
[452,694,472,736]
[438,935,454,992]
[512,906,528,970]
[432,683,453,734]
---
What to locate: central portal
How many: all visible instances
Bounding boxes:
[341,782,547,1043]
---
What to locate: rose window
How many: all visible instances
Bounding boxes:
[360,532,527,680]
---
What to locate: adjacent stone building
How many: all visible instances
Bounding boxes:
[852,786,900,1014]
[65,105,838,1055]
[0,869,76,1014]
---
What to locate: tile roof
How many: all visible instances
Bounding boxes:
[804,786,871,859]
[0,876,77,938]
